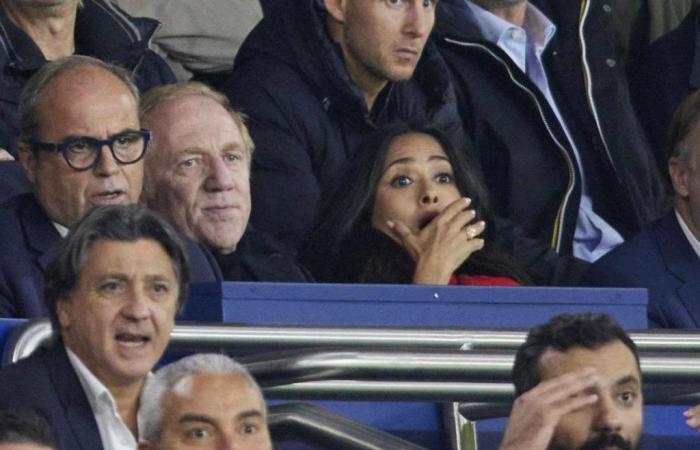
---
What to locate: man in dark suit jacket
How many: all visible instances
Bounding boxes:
[583,89,700,328]
[0,204,190,450]
[0,343,105,450]
[0,193,219,318]
[0,55,220,318]
[140,82,312,283]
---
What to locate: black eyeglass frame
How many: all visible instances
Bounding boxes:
[27,129,151,171]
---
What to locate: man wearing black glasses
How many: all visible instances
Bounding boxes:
[0,55,220,318]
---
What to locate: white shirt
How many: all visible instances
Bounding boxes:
[52,221,69,238]
[66,348,138,450]
[465,1,624,262]
[676,209,700,259]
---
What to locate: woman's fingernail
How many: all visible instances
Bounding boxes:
[386,220,395,229]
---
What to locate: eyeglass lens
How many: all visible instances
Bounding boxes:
[66,132,146,168]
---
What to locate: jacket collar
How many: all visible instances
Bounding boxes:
[16,193,61,271]
[657,211,700,282]
[656,211,700,325]
[44,341,105,450]
[0,0,159,71]
[434,0,487,42]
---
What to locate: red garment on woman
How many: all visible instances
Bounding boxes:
[449,274,520,286]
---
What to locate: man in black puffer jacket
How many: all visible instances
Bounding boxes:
[433,0,669,261]
[225,0,464,254]
[225,0,588,285]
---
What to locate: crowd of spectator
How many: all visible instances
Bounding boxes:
[1,0,700,448]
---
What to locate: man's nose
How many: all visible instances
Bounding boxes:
[120,289,150,320]
[204,157,235,191]
[594,396,624,433]
[94,145,120,175]
[404,1,433,37]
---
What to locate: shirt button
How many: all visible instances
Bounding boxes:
[602,3,612,13]
[606,58,616,68]
[511,29,523,40]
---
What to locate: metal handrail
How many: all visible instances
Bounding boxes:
[243,349,700,384]
[8,319,700,366]
[5,320,700,403]
[269,403,427,450]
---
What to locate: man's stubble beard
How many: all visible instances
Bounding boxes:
[548,432,637,450]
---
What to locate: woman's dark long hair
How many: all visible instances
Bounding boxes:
[303,123,530,284]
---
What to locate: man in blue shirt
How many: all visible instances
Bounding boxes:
[433,0,667,262]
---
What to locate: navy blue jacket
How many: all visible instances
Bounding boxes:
[0,341,104,450]
[630,5,700,169]
[0,193,222,318]
[433,0,668,256]
[0,161,30,203]
[582,212,700,329]
[0,0,176,155]
[216,226,313,282]
[225,0,465,254]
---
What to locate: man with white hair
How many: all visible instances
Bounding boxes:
[140,82,311,282]
[138,353,272,450]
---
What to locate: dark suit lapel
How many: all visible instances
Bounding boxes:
[17,194,62,271]
[45,342,105,450]
[656,213,700,327]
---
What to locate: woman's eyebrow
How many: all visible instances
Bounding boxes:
[383,157,415,173]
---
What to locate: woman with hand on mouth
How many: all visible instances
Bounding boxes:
[303,123,529,286]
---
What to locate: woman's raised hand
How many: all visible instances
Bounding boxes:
[387,197,485,284]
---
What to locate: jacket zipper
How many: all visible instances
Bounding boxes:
[444,37,576,253]
[578,0,620,179]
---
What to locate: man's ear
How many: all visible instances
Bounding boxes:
[323,0,346,23]
[56,297,72,331]
[17,142,37,184]
[669,156,690,198]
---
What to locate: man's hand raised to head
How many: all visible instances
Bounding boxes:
[498,368,599,450]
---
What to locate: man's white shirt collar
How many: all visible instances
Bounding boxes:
[66,347,139,450]
[465,0,556,72]
[676,209,700,259]
[52,221,69,238]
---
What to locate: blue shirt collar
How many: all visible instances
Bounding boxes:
[465,0,556,53]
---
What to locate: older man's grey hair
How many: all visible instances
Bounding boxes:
[138,353,264,445]
[18,54,139,142]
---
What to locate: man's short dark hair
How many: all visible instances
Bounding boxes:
[512,313,640,397]
[666,88,700,164]
[0,409,57,448]
[44,204,190,330]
